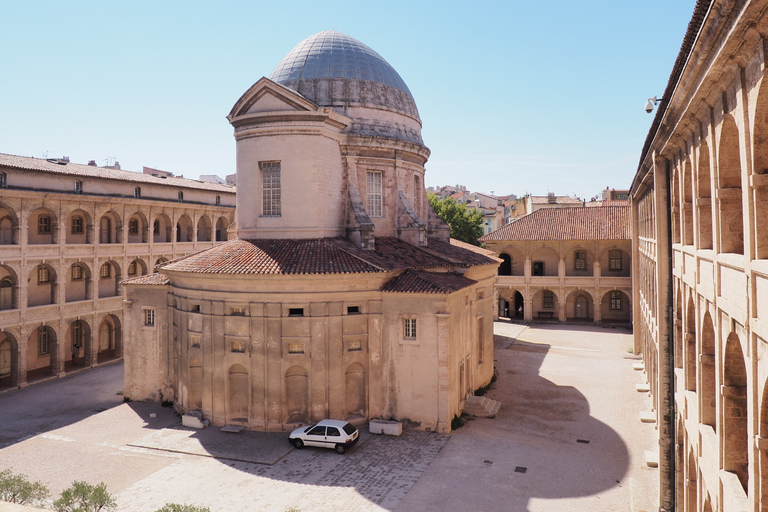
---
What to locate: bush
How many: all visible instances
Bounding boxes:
[0,468,50,506]
[154,504,211,512]
[54,481,116,512]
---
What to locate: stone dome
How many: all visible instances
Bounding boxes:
[268,30,422,142]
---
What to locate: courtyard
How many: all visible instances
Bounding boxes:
[0,322,657,512]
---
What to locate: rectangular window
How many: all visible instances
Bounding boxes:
[144,309,155,327]
[153,220,160,235]
[191,304,200,313]
[134,187,141,198]
[367,171,382,217]
[37,266,50,284]
[543,290,554,309]
[0,172,6,187]
[74,180,83,193]
[477,317,484,363]
[413,175,421,213]
[574,251,586,270]
[100,263,111,279]
[128,261,137,276]
[231,307,246,316]
[190,334,201,348]
[72,321,82,346]
[404,318,417,339]
[610,291,622,310]
[288,308,304,317]
[129,219,139,235]
[261,161,281,216]
[348,339,362,351]
[178,191,184,202]
[215,195,221,205]
[71,265,83,281]
[288,342,305,354]
[532,261,544,276]
[609,250,622,271]
[230,340,246,353]
[38,328,49,355]
[38,215,51,234]
[347,306,360,314]
[71,217,84,234]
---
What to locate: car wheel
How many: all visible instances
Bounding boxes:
[293,438,304,449]
[335,444,346,454]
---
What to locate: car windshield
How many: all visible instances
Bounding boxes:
[303,425,315,433]
[342,423,356,435]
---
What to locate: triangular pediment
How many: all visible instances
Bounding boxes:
[227,78,318,120]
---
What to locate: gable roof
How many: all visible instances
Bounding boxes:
[382,270,476,294]
[480,205,630,242]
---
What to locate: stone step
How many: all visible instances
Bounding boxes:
[464,396,501,418]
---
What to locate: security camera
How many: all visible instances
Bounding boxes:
[645,96,659,114]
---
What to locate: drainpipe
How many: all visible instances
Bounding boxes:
[660,158,676,511]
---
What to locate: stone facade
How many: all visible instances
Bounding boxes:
[0,154,235,390]
[481,206,631,325]
[631,1,768,510]
[122,31,500,434]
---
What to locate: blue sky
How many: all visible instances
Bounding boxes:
[1,1,696,200]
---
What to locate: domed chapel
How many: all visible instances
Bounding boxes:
[122,31,500,433]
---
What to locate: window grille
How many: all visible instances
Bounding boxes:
[134,187,141,198]
[231,307,246,316]
[38,327,49,355]
[288,343,304,354]
[38,215,51,234]
[71,265,83,280]
[348,339,362,351]
[261,162,281,216]
[74,180,83,193]
[100,263,111,279]
[404,318,417,339]
[37,265,50,284]
[610,291,622,310]
[367,171,383,217]
[609,250,622,270]
[71,216,84,234]
[574,251,586,270]
[144,309,155,326]
[129,219,139,235]
[543,291,554,309]
[230,340,246,353]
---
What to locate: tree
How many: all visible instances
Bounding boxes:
[53,481,116,512]
[427,193,485,246]
[0,468,50,506]
[154,504,211,512]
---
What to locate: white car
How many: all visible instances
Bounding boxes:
[289,419,359,454]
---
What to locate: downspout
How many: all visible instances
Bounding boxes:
[661,158,676,512]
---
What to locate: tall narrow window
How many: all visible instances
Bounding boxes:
[38,216,51,234]
[413,175,421,213]
[367,171,382,217]
[543,291,554,309]
[261,161,281,216]
[0,172,6,187]
[177,191,184,202]
[574,251,586,270]
[610,291,622,310]
[609,250,622,271]
[74,180,83,194]
[404,318,417,339]
[71,217,84,234]
[37,265,50,284]
[71,264,83,281]
[128,260,137,275]
[38,327,49,355]
[129,219,139,235]
[100,263,111,279]
[153,220,160,235]
[134,187,141,198]
[144,309,155,327]
[215,195,221,205]
[72,321,82,348]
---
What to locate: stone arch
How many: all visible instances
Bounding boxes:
[28,206,58,245]
[752,76,768,259]
[127,258,148,278]
[176,214,194,242]
[686,447,698,512]
[228,364,249,424]
[29,324,58,378]
[98,260,120,298]
[531,288,558,320]
[0,203,19,245]
[498,253,512,276]
[697,140,714,249]
[97,314,121,363]
[717,115,745,255]
[684,295,696,391]
[565,247,594,277]
[0,265,18,310]
[127,211,149,243]
[285,365,309,424]
[497,247,524,276]
[498,288,525,319]
[67,318,91,367]
[154,257,169,269]
[27,263,57,307]
[66,208,93,244]
[530,246,559,276]
[345,362,367,420]
[153,213,172,243]
[566,289,593,320]
[699,310,716,428]
[682,157,694,245]
[215,216,229,242]
[722,331,748,492]
[600,289,631,323]
[65,262,91,303]
[98,210,122,244]
[196,215,211,242]
[0,331,19,389]
[188,358,203,411]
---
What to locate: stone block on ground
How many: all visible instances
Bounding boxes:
[369,419,403,436]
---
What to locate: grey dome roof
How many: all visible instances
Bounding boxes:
[269,30,412,96]
[267,31,422,141]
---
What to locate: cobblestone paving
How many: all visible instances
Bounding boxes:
[116,429,449,512]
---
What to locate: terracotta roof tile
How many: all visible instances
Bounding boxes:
[121,273,170,285]
[424,238,501,265]
[0,153,234,193]
[382,270,476,294]
[480,205,630,242]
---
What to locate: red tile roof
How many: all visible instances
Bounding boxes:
[382,270,476,294]
[121,273,170,286]
[156,236,499,276]
[480,205,630,242]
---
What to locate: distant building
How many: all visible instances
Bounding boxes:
[199,174,225,185]
[480,205,631,325]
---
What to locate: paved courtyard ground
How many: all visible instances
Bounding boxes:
[0,322,658,512]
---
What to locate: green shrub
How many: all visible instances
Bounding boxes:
[154,504,211,512]
[54,481,116,512]
[0,468,50,506]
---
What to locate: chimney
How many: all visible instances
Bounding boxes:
[88,160,97,166]
[62,156,70,162]
[113,161,121,170]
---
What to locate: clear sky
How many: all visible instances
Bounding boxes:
[1,0,696,200]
